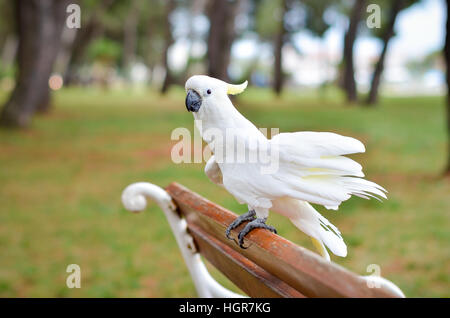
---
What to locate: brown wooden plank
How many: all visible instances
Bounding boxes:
[189,223,305,298]
[166,182,402,298]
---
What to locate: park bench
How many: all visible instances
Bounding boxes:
[121,181,405,298]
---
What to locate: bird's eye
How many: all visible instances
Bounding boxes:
[207,89,212,95]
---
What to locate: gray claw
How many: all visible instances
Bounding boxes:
[225,209,256,240]
[237,218,277,248]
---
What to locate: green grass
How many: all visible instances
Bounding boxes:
[0,86,448,297]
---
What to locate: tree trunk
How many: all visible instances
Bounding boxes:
[0,0,69,128]
[273,0,287,95]
[122,0,139,72]
[342,0,366,103]
[366,0,403,106]
[161,0,176,94]
[63,0,114,85]
[0,35,18,69]
[206,0,240,82]
[445,0,450,175]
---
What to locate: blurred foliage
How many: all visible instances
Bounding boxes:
[303,0,334,37]
[87,38,121,64]
[367,0,419,39]
[406,49,444,76]
[254,0,309,43]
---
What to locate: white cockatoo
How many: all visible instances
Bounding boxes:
[184,75,387,260]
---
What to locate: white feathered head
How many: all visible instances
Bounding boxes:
[184,75,247,113]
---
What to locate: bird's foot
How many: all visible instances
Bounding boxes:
[225,209,256,240]
[237,218,277,249]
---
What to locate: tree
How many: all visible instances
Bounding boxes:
[342,0,366,103]
[206,0,241,81]
[254,0,306,95]
[365,0,421,105]
[122,0,139,72]
[304,0,335,97]
[135,0,167,85]
[304,0,333,36]
[366,0,404,105]
[445,0,450,175]
[0,0,70,128]
[63,0,116,85]
[161,0,176,94]
[0,0,17,75]
[273,0,288,95]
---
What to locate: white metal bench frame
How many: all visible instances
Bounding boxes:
[121,181,405,298]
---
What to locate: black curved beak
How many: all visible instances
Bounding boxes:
[185,89,202,112]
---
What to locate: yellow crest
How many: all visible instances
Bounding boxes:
[227,80,248,95]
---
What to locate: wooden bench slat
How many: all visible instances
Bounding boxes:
[189,223,305,298]
[166,182,400,298]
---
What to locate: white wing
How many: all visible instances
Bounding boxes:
[270,131,387,210]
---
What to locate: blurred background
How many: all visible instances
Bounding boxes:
[0,0,448,297]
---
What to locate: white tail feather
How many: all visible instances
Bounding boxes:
[272,198,347,259]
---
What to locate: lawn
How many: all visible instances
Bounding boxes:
[0,86,448,297]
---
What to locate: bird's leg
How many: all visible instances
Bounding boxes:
[238,218,277,248]
[225,209,256,240]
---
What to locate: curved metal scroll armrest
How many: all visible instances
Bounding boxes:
[121,182,245,298]
[359,275,406,298]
